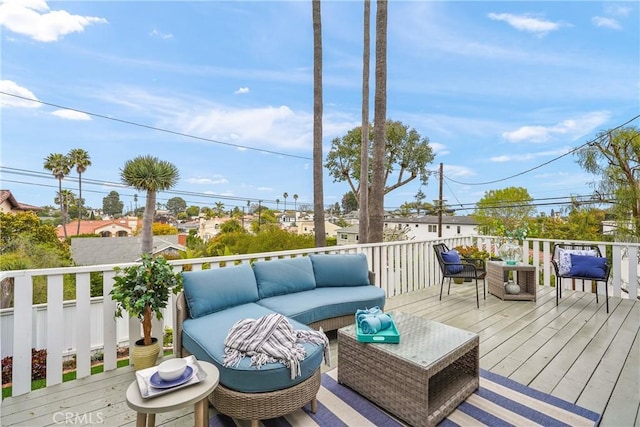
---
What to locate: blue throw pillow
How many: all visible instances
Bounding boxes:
[309,253,370,287]
[441,250,463,274]
[568,254,607,279]
[253,257,316,298]
[182,264,259,318]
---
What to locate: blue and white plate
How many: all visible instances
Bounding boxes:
[149,366,194,389]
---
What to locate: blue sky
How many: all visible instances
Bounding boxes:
[1,0,638,216]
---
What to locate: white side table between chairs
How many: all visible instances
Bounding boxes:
[126,361,219,427]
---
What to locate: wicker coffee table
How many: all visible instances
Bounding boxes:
[338,311,479,427]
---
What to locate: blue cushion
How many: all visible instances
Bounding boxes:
[253,257,316,299]
[441,250,463,274]
[309,253,370,287]
[257,286,386,325]
[569,254,607,279]
[182,264,259,318]
[181,303,324,393]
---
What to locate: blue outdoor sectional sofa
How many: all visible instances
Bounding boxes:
[174,253,386,426]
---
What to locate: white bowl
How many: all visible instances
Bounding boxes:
[157,358,187,382]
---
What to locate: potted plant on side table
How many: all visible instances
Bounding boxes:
[110,253,183,370]
[454,245,491,283]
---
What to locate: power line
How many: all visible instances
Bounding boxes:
[442,114,640,186]
[0,91,313,161]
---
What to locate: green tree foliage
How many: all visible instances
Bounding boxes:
[575,125,640,241]
[186,205,200,218]
[325,120,435,204]
[166,197,187,216]
[341,191,358,213]
[534,208,606,242]
[102,191,124,216]
[120,155,179,254]
[220,219,243,233]
[474,187,536,236]
[208,228,318,256]
[0,212,72,307]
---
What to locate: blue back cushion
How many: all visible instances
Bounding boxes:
[569,254,607,279]
[309,253,370,287]
[253,257,316,299]
[182,264,259,318]
[441,250,463,274]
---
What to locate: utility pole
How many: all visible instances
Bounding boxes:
[438,162,443,238]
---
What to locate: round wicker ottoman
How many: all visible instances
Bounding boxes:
[209,368,321,427]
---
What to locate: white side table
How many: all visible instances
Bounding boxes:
[126,361,219,427]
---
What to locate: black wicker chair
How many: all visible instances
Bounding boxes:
[434,243,486,308]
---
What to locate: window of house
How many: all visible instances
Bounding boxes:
[457,226,461,234]
[428,225,437,233]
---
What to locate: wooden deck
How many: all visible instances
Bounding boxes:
[2,285,638,426]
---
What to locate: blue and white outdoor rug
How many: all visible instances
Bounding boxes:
[209,369,601,426]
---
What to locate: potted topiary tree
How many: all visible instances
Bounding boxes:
[110,253,183,370]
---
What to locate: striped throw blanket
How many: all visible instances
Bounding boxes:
[223,313,330,379]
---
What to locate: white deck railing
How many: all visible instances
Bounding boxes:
[1,236,638,396]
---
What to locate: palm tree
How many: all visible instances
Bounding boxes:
[276,198,280,211]
[283,192,289,213]
[359,0,371,244]
[312,0,326,246]
[68,148,91,235]
[369,0,387,243]
[55,189,76,229]
[293,194,299,212]
[120,155,179,254]
[44,153,71,239]
[214,201,225,218]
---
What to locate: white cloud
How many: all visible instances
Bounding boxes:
[186,177,229,185]
[51,109,91,120]
[234,87,250,94]
[490,147,572,162]
[149,29,173,39]
[257,187,272,192]
[592,16,622,30]
[502,111,611,143]
[487,12,564,35]
[0,80,40,108]
[604,4,631,17]
[429,142,449,156]
[443,165,475,177]
[0,0,107,42]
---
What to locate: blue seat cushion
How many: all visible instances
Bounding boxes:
[441,250,463,274]
[253,257,316,299]
[309,253,370,287]
[181,303,324,393]
[569,254,607,279]
[182,264,259,319]
[257,286,386,325]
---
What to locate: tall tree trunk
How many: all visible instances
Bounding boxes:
[76,173,83,235]
[313,0,326,247]
[141,190,156,254]
[59,179,68,239]
[368,0,387,243]
[359,0,371,244]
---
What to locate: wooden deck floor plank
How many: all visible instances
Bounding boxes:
[507,294,608,386]
[576,302,640,415]
[599,327,640,427]
[549,300,634,403]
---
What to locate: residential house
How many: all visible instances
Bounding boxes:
[56,217,140,239]
[0,189,41,213]
[70,235,186,265]
[336,215,479,245]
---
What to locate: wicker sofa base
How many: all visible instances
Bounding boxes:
[209,368,321,426]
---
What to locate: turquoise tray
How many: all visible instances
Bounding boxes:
[355,313,400,344]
